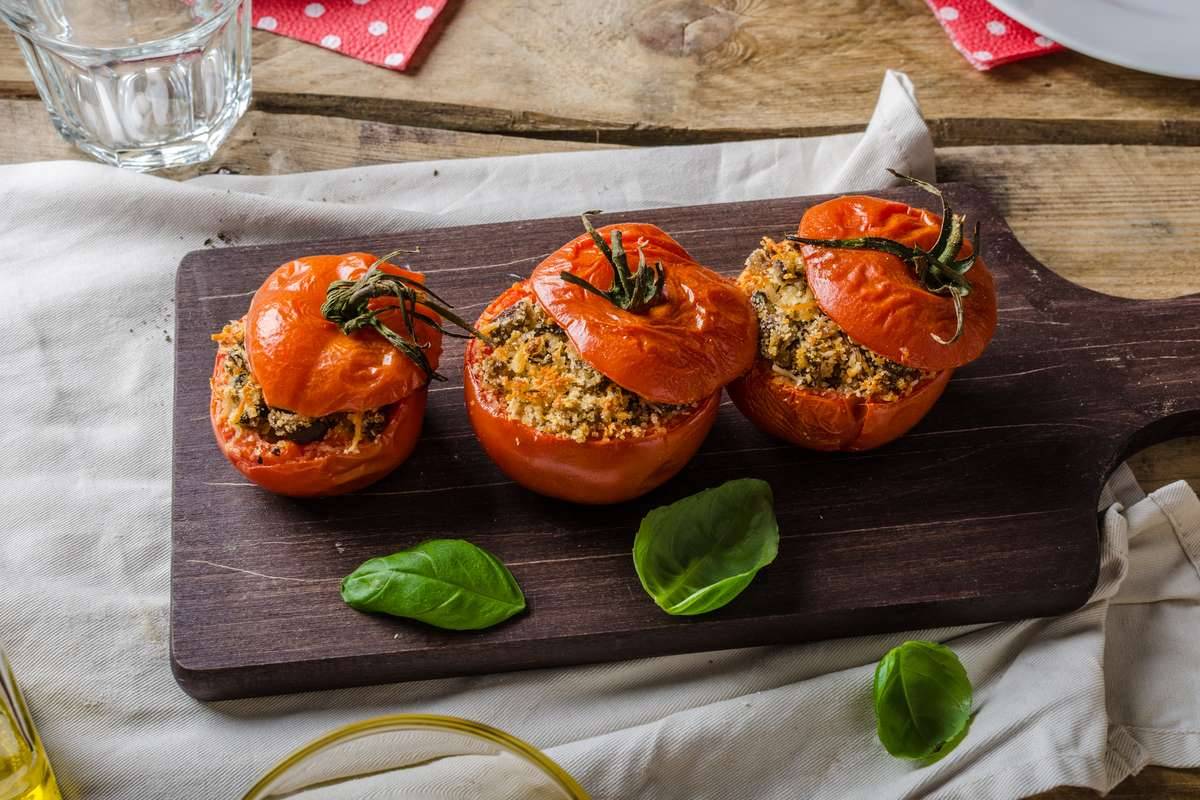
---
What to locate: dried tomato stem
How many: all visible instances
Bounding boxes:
[322,249,488,382]
[559,212,665,313]
[787,169,981,346]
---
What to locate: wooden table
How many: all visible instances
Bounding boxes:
[2,1,1197,796]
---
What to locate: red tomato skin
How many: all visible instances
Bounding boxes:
[529,223,757,405]
[462,282,718,504]
[464,358,719,504]
[210,350,427,497]
[245,253,443,418]
[798,196,997,371]
[727,359,953,451]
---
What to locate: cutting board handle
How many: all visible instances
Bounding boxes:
[1113,291,1200,457]
[983,201,1200,468]
[964,190,1200,482]
[169,184,1194,700]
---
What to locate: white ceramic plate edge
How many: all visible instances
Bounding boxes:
[988,0,1200,80]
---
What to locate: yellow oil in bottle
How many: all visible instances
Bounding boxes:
[0,663,60,800]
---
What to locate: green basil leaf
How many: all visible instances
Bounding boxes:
[873,640,973,761]
[340,539,525,631]
[632,478,779,616]
[920,712,974,766]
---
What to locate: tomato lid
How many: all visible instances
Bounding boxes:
[245,253,443,418]
[796,192,997,370]
[529,221,757,405]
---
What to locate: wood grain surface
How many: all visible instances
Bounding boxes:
[5,1,1198,790]
[3,2,1199,147]
[171,183,1199,701]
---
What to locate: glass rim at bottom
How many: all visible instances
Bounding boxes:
[242,713,590,800]
[48,79,252,172]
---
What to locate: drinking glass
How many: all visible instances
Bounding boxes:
[0,651,59,800]
[0,0,252,171]
[243,714,590,800]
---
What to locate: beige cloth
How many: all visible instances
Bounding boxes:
[1,70,1198,798]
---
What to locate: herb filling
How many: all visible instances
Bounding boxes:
[738,238,931,401]
[212,320,387,452]
[472,297,692,443]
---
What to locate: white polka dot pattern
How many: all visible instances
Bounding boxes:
[251,1,447,71]
[925,0,1063,70]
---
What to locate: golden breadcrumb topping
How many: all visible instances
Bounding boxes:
[471,298,692,443]
[211,320,386,452]
[738,238,931,401]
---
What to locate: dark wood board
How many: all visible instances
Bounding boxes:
[170,184,1200,701]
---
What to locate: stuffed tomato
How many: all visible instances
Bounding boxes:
[464,215,757,504]
[728,173,998,451]
[210,251,477,496]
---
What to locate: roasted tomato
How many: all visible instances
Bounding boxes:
[729,175,998,451]
[728,360,953,452]
[209,251,467,497]
[211,353,428,496]
[464,217,757,504]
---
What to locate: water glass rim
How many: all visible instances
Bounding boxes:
[0,0,245,57]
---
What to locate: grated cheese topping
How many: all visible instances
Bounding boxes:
[211,320,387,451]
[738,238,931,401]
[471,298,693,443]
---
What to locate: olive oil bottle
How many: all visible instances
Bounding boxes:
[0,653,59,800]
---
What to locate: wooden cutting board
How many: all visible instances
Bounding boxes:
[170,183,1200,701]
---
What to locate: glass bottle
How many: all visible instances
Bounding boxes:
[0,651,59,800]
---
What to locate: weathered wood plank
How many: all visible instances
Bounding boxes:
[0,99,76,162]
[1128,437,1200,496]
[8,103,1197,313]
[2,1,1199,146]
[938,144,1200,301]
[1034,765,1200,799]
[0,100,616,178]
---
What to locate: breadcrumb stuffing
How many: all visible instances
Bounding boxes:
[738,238,931,401]
[472,299,692,442]
[211,320,387,450]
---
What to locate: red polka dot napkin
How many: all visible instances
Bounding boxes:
[924,0,1063,70]
[252,0,446,71]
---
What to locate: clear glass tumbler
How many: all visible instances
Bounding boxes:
[0,0,252,171]
[0,651,59,800]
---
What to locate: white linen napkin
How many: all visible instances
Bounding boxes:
[0,69,1197,799]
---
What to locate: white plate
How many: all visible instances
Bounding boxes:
[988,0,1200,80]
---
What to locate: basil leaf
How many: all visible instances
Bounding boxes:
[920,712,973,766]
[873,640,973,761]
[341,539,525,631]
[633,478,779,616]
